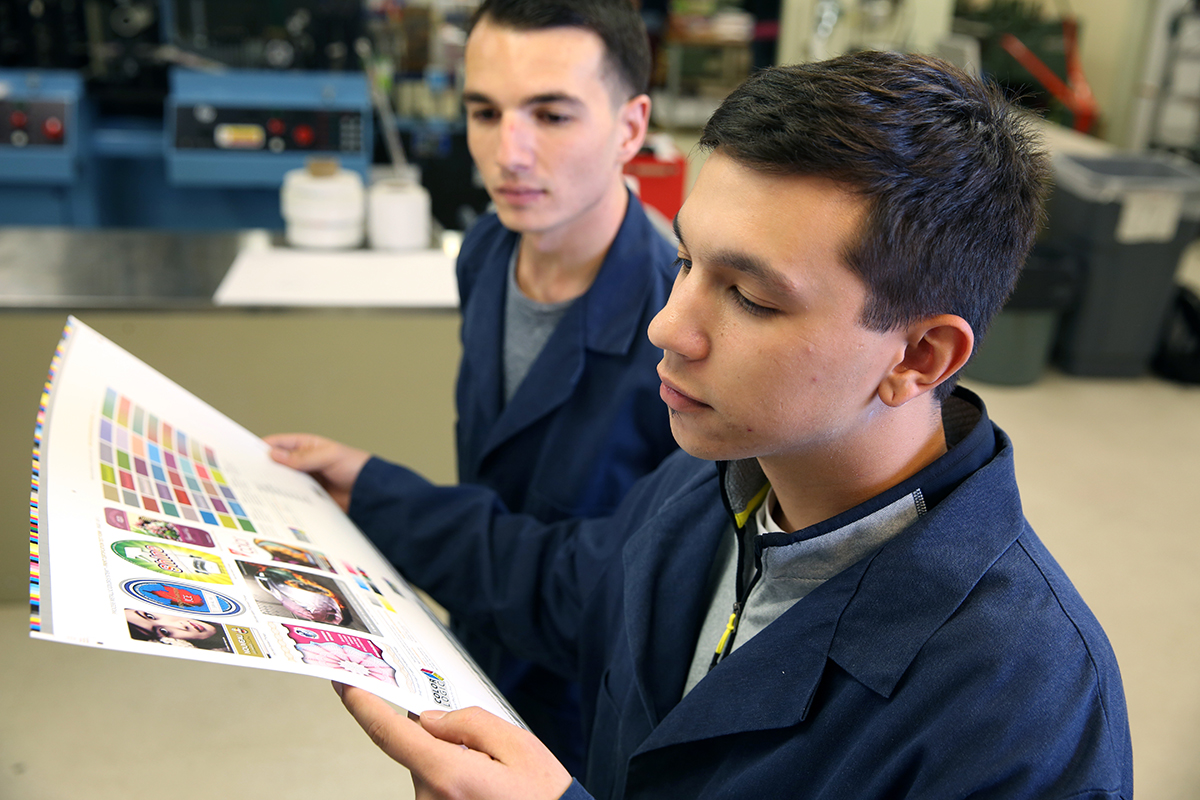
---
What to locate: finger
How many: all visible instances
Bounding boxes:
[261,433,297,449]
[270,437,333,472]
[263,433,311,465]
[419,707,531,763]
[337,682,418,758]
[338,684,475,776]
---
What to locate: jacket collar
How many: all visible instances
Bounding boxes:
[475,192,665,456]
[629,389,1024,752]
[578,191,665,355]
[477,189,663,355]
[826,417,1024,698]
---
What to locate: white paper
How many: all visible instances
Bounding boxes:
[213,246,459,307]
[29,316,517,725]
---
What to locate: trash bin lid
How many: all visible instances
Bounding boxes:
[1052,152,1200,204]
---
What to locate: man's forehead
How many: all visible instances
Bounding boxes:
[465,20,606,67]
[687,153,865,224]
[674,204,795,294]
[677,152,867,282]
[463,20,619,100]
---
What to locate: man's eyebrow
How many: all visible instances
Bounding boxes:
[524,92,584,107]
[673,216,793,296]
[462,90,584,108]
[712,250,793,296]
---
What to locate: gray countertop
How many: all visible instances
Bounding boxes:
[0,227,254,309]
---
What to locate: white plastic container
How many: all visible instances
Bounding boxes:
[280,160,365,249]
[367,170,432,251]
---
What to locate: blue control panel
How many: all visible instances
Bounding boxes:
[167,69,372,188]
[0,70,85,183]
[0,70,97,224]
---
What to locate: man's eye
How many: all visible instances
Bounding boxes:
[673,256,692,272]
[469,108,498,122]
[537,110,571,124]
[731,287,775,317]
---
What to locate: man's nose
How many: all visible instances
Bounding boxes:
[497,114,535,171]
[649,271,709,361]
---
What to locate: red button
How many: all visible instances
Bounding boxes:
[267,117,285,136]
[292,123,314,147]
[10,110,27,128]
[42,116,64,140]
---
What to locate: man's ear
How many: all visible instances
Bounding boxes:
[878,314,975,407]
[616,94,651,165]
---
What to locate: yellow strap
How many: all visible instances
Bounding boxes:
[714,611,739,656]
[732,483,770,528]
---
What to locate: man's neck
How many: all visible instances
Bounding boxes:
[514,180,630,304]
[758,398,948,533]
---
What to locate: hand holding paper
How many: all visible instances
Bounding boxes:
[336,683,573,800]
[265,433,372,512]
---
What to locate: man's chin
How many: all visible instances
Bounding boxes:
[491,206,544,235]
[671,424,746,464]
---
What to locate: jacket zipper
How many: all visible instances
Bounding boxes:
[709,504,764,671]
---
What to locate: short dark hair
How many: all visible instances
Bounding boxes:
[468,0,651,100]
[700,51,1051,401]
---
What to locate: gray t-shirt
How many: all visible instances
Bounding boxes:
[503,244,572,403]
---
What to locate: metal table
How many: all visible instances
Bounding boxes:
[0,227,251,309]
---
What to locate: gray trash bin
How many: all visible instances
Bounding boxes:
[1045,152,1200,377]
[966,245,1078,385]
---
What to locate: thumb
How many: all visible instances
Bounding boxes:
[263,433,303,466]
[419,707,515,754]
[420,707,556,767]
[419,707,573,795]
[338,684,464,771]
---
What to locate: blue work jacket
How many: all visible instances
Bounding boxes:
[453,192,679,522]
[350,389,1133,799]
[443,191,679,769]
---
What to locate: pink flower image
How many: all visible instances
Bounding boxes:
[296,641,397,686]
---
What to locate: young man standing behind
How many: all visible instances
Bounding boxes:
[268,0,678,774]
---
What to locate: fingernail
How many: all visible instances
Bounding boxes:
[422,710,447,721]
[332,681,345,698]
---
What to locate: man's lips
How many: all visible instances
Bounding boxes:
[658,373,710,412]
[494,186,545,202]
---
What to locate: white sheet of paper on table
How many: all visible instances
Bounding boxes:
[213,246,459,308]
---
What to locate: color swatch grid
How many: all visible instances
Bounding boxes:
[98,389,256,532]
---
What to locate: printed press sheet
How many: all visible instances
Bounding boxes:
[29,316,518,725]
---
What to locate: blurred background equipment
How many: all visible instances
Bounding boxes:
[1045,151,1200,376]
[3,0,1200,383]
[953,0,1096,132]
[0,0,373,229]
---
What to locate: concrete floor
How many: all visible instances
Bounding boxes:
[1,604,417,800]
